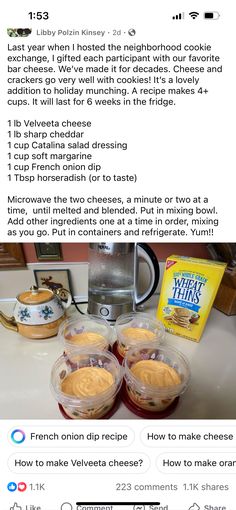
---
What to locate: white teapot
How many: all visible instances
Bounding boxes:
[0,286,72,339]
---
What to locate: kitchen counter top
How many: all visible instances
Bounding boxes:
[0,297,236,420]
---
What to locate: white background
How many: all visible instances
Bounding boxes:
[1,1,236,509]
[0,0,235,241]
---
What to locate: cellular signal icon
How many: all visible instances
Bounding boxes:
[172,12,185,20]
[189,11,199,19]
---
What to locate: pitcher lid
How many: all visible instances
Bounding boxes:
[18,286,53,304]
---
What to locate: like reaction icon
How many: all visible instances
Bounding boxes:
[10,504,22,510]
[7,482,17,492]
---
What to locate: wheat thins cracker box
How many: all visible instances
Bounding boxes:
[157,255,227,342]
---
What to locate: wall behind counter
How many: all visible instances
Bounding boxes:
[0,243,211,300]
[23,243,210,263]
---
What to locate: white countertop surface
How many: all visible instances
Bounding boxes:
[0,297,236,420]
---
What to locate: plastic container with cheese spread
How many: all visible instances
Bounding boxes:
[114,312,165,361]
[59,314,113,354]
[51,349,123,419]
[123,343,190,415]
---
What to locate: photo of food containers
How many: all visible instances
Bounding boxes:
[113,312,165,361]
[59,314,114,354]
[51,349,123,419]
[1,242,235,421]
[123,343,190,418]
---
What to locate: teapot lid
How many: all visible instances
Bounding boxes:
[18,286,53,304]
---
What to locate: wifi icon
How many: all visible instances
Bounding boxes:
[189,11,199,19]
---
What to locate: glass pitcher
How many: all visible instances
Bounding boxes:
[88,243,159,320]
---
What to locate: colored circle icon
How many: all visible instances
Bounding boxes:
[11,429,26,444]
[7,482,17,492]
[18,482,27,492]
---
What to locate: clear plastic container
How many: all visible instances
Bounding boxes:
[59,314,113,354]
[51,349,123,419]
[114,312,165,358]
[123,343,190,413]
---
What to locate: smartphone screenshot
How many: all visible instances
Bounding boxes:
[0,1,235,510]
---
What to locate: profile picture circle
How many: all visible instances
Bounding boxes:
[11,429,26,444]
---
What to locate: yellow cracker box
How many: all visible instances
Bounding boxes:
[157,255,227,342]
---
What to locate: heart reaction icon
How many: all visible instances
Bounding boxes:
[18,482,27,492]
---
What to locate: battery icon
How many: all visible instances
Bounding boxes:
[204,11,220,19]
